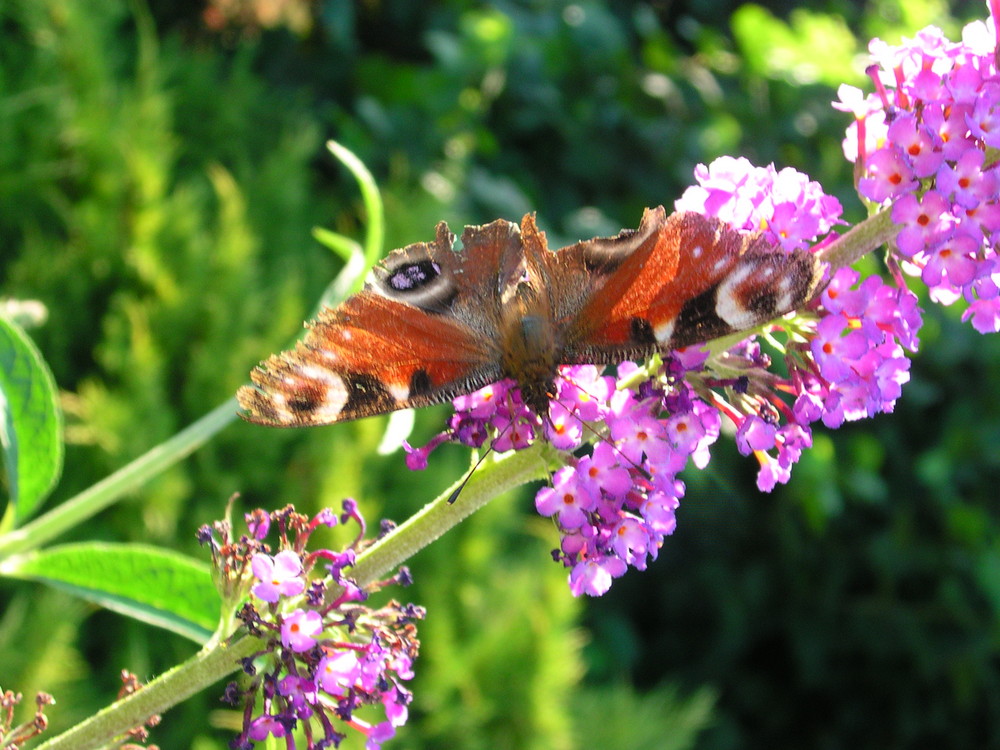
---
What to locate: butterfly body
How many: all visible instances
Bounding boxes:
[238,207,824,427]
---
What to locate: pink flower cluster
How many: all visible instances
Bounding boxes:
[406,150,922,594]
[535,363,721,596]
[677,157,922,492]
[406,6,1000,598]
[201,502,422,750]
[794,268,922,429]
[675,156,843,249]
[837,14,1000,332]
[409,363,718,596]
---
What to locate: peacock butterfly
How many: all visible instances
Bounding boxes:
[237,206,825,426]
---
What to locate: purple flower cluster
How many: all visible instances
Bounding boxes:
[676,156,925,492]
[794,268,922,428]
[408,363,719,596]
[733,267,922,491]
[836,11,1000,332]
[201,502,423,750]
[675,156,844,249]
[405,150,928,593]
[536,363,721,596]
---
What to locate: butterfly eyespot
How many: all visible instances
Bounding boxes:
[387,260,441,292]
[373,252,457,312]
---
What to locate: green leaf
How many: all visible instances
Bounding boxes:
[325,139,385,277]
[312,226,363,264]
[0,315,63,527]
[0,542,219,643]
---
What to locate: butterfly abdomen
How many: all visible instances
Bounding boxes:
[498,287,561,416]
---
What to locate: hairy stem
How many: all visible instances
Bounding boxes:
[352,444,550,584]
[33,635,261,750]
[818,207,897,272]
[32,443,549,750]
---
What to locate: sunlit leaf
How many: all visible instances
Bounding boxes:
[0,315,63,527]
[1,543,219,643]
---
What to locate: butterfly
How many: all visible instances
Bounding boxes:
[237,206,825,427]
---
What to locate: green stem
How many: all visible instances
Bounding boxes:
[325,140,385,279]
[33,634,262,750]
[0,400,237,559]
[351,444,551,585]
[818,207,897,272]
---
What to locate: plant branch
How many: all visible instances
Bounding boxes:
[32,442,550,749]
[818,207,897,272]
[33,634,261,750]
[351,444,551,585]
[0,400,237,559]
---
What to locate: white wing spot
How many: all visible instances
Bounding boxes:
[775,277,795,309]
[654,317,676,344]
[272,369,351,422]
[311,374,350,421]
[298,365,340,385]
[715,264,757,330]
[387,382,410,403]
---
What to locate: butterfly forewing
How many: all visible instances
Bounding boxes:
[237,222,522,426]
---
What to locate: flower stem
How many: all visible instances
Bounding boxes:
[0,400,237,559]
[32,443,549,749]
[818,207,897,272]
[32,634,261,750]
[351,444,550,585]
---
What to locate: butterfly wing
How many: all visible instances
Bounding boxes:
[238,220,524,426]
[553,207,825,363]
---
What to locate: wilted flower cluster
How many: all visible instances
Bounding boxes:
[836,11,1000,332]
[199,501,423,750]
[0,688,54,748]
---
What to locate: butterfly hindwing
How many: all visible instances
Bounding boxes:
[557,209,824,362]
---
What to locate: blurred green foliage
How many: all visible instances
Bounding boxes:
[1,0,998,749]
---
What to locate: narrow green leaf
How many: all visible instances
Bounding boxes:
[311,229,367,313]
[325,139,385,279]
[0,542,219,643]
[312,226,362,264]
[0,315,63,526]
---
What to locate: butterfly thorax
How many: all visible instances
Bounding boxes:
[499,283,558,417]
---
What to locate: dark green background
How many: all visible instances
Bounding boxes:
[2,1,998,748]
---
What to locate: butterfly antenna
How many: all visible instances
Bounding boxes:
[446,441,497,504]
[577,418,652,481]
[552,374,653,481]
[447,417,521,504]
